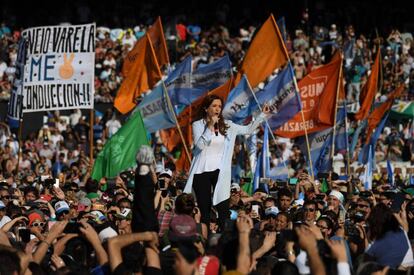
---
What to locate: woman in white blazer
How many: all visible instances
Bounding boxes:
[184,94,269,230]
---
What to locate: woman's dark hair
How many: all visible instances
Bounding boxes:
[194,94,229,136]
[367,203,400,240]
[175,193,195,215]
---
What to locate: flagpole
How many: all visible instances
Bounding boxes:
[330,54,344,161]
[89,109,94,164]
[147,34,192,163]
[245,77,288,171]
[270,14,314,179]
[15,118,23,176]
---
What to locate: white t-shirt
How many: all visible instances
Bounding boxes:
[195,132,225,174]
[0,215,11,229]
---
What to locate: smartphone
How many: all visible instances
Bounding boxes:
[158,178,166,190]
[54,179,60,188]
[19,228,31,243]
[289,178,298,185]
[252,205,259,215]
[259,178,271,185]
[390,193,405,213]
[64,222,81,234]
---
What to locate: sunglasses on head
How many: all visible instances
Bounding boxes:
[32,222,45,227]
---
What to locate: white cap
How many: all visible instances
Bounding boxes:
[54,201,69,214]
[159,169,173,178]
[98,227,118,242]
[329,190,344,204]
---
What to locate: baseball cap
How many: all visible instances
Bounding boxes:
[77,197,92,212]
[89,210,107,223]
[168,214,197,241]
[265,206,279,217]
[159,169,173,178]
[329,190,344,204]
[114,208,132,220]
[28,211,43,226]
[0,201,5,209]
[55,201,70,214]
[197,255,220,275]
[98,226,118,242]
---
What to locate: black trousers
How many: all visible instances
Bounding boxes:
[193,169,229,231]
[132,167,159,233]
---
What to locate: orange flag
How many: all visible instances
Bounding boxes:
[276,53,344,138]
[354,50,381,121]
[122,17,169,78]
[114,35,163,114]
[235,14,288,88]
[365,84,405,142]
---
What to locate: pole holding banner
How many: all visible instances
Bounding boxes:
[330,53,344,160]
[269,15,314,179]
[89,109,94,164]
[246,77,288,170]
[146,34,192,163]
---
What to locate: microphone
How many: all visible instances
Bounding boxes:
[214,122,218,136]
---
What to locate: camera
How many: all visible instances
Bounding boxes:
[158,178,167,190]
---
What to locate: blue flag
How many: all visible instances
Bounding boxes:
[253,125,270,193]
[363,145,373,190]
[192,55,232,90]
[358,113,389,165]
[387,160,394,187]
[256,64,301,130]
[298,106,347,176]
[222,75,257,124]
[136,84,175,133]
[269,160,289,180]
[7,38,27,128]
[165,55,192,107]
[350,120,367,157]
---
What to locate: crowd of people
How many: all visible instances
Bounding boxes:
[0,15,414,275]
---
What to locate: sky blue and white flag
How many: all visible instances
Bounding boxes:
[269,160,289,180]
[298,105,347,176]
[7,38,27,128]
[363,145,373,190]
[358,113,389,165]
[222,75,257,124]
[165,55,192,107]
[387,159,394,187]
[253,125,270,193]
[350,120,367,157]
[256,64,301,130]
[136,84,175,133]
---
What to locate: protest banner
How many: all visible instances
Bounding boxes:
[21,23,95,112]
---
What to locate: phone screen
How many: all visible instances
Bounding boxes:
[289,178,298,185]
[19,228,31,243]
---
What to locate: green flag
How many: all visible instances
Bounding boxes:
[91,111,149,181]
[321,178,329,193]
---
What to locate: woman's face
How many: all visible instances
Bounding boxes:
[206,99,222,119]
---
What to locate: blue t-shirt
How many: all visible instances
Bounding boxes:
[366,228,413,269]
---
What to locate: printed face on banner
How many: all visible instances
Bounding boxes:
[21,24,96,113]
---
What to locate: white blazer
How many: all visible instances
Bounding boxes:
[184,113,266,205]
